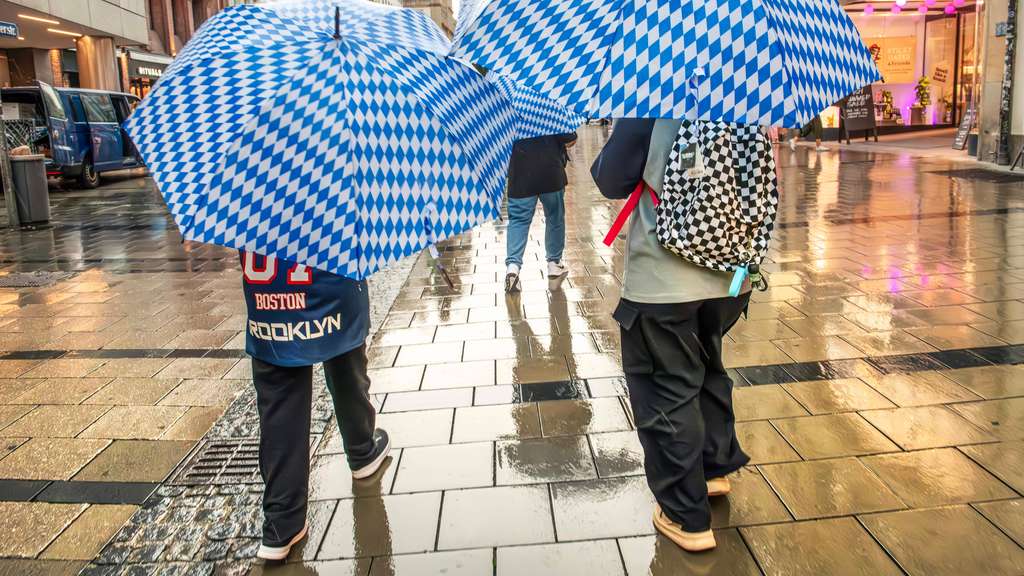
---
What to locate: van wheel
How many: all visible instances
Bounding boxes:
[78,158,100,189]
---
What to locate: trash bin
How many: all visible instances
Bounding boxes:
[967,133,980,158]
[10,154,49,223]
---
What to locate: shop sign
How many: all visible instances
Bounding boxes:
[864,36,917,84]
[953,108,976,150]
[843,85,877,133]
[933,66,949,84]
[128,60,167,80]
[0,21,19,38]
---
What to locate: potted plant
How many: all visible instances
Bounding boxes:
[912,76,931,125]
[940,96,953,124]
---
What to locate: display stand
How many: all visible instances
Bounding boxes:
[841,86,879,144]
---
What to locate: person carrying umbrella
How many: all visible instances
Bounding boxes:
[483,73,584,293]
[127,0,522,562]
[504,131,578,293]
[455,0,880,553]
[592,119,752,552]
[241,251,390,560]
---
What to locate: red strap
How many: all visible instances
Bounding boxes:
[602,182,659,247]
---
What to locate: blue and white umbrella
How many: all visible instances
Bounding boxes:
[486,72,586,141]
[127,0,516,280]
[453,0,881,127]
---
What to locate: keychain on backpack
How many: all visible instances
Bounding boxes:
[729,265,748,298]
[748,263,769,292]
[730,263,769,297]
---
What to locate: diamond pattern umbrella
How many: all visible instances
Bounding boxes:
[486,72,587,140]
[453,0,881,127]
[127,0,517,280]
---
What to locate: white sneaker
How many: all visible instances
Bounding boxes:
[816,145,829,152]
[257,522,308,561]
[788,138,796,151]
[547,261,568,279]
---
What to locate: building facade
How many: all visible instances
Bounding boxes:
[144,0,239,57]
[123,0,240,98]
[0,0,148,91]
[0,0,240,94]
[403,0,454,36]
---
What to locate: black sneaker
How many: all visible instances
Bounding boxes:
[350,429,391,480]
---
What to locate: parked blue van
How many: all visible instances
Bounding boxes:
[2,83,142,188]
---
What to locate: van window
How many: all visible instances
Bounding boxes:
[80,94,118,123]
[68,95,87,123]
[38,84,66,121]
[111,96,131,123]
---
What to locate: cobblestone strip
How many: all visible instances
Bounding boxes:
[81,257,416,576]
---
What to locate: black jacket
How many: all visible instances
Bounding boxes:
[507,132,578,199]
[590,119,657,200]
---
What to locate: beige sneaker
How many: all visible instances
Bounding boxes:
[707,476,731,497]
[257,522,308,561]
[653,505,716,552]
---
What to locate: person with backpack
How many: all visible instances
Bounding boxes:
[241,251,391,561]
[591,118,776,552]
[504,132,578,293]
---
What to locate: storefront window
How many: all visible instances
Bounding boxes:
[923,16,958,125]
[842,2,979,132]
[125,51,170,99]
[957,11,978,124]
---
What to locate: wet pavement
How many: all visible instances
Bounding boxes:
[1,127,1024,574]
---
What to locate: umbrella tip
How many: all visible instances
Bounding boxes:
[334,6,341,40]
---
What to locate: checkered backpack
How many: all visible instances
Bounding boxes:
[656,120,778,273]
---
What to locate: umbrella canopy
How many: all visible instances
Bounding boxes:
[453,0,881,127]
[486,72,587,140]
[127,0,516,280]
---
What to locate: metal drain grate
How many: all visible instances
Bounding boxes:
[169,438,261,486]
[0,271,75,288]
[928,168,1024,184]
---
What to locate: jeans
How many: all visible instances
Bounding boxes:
[252,345,376,546]
[505,189,566,267]
[614,294,752,532]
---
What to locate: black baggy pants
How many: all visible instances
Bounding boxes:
[615,294,751,532]
[252,345,376,546]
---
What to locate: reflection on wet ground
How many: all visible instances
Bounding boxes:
[2,128,1024,573]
